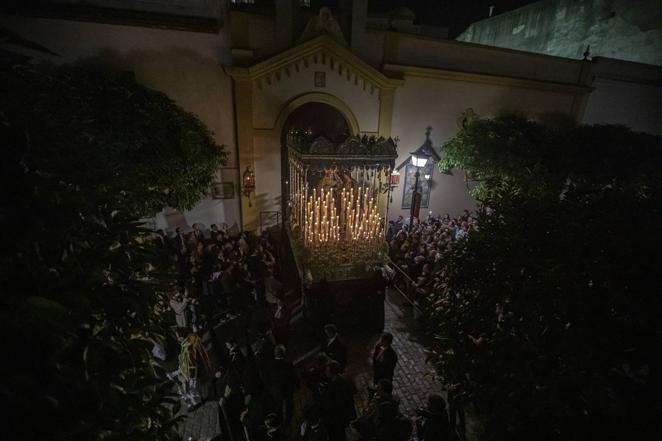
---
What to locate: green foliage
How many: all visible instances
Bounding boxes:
[1,59,226,216]
[0,57,226,440]
[429,115,662,440]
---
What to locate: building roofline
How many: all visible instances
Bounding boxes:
[384,63,594,94]
[1,4,222,34]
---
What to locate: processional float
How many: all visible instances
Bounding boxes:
[285,131,398,330]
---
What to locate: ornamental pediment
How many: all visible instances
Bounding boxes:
[226,35,402,93]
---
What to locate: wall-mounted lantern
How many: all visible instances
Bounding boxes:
[390,169,401,186]
[242,166,256,207]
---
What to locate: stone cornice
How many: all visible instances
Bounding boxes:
[3,4,222,34]
[384,64,594,94]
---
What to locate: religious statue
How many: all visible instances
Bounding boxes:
[317,167,359,193]
[298,7,347,45]
[318,167,343,191]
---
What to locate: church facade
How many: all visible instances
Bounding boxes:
[3,0,660,232]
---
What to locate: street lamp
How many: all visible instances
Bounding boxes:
[409,145,430,228]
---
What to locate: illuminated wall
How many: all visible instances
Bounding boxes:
[457,0,662,67]
[0,14,240,231]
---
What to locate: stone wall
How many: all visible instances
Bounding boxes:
[457,0,662,67]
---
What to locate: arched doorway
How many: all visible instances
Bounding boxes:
[280,102,351,215]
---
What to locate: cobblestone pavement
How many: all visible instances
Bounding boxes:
[179,401,219,441]
[178,292,444,440]
[346,296,444,415]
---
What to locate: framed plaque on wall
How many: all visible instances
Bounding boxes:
[401,163,433,209]
[211,182,234,199]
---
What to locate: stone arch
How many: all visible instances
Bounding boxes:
[278,94,359,217]
[274,92,361,136]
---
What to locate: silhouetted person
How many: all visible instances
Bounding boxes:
[254,321,275,383]
[264,413,284,441]
[372,332,398,385]
[415,394,450,441]
[301,404,330,441]
[321,360,356,441]
[354,379,412,441]
[303,352,330,403]
[322,324,347,368]
[266,345,299,425]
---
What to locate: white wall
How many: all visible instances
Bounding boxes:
[253,135,283,217]
[582,58,662,135]
[0,15,241,232]
[389,76,576,218]
[252,57,380,132]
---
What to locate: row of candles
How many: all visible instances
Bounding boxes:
[300,185,382,247]
[288,167,384,254]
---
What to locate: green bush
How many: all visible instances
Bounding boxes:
[0,53,226,441]
[430,115,662,440]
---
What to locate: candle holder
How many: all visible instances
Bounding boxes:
[286,134,397,279]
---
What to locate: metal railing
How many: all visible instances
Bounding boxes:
[386,254,467,441]
[385,255,426,319]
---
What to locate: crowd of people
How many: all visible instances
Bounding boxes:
[386,211,478,310]
[154,223,298,440]
[151,221,454,441]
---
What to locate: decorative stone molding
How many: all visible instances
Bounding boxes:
[226,35,403,94]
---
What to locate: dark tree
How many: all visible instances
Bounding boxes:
[0,50,226,441]
[429,115,662,440]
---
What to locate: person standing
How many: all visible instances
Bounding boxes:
[177,333,212,410]
[266,345,300,425]
[415,394,451,441]
[371,332,398,385]
[169,291,191,328]
[264,413,284,441]
[254,322,275,384]
[303,353,331,404]
[171,226,187,256]
[215,364,246,441]
[352,379,407,441]
[301,404,330,441]
[321,361,356,441]
[271,298,291,346]
[322,324,347,369]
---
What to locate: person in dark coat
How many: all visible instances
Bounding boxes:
[271,298,291,346]
[415,394,451,441]
[322,324,347,369]
[214,366,246,441]
[240,390,271,441]
[303,353,330,403]
[264,413,284,441]
[265,345,300,425]
[254,322,275,383]
[371,332,398,385]
[321,360,356,441]
[301,404,330,441]
[353,379,410,441]
[171,226,187,256]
